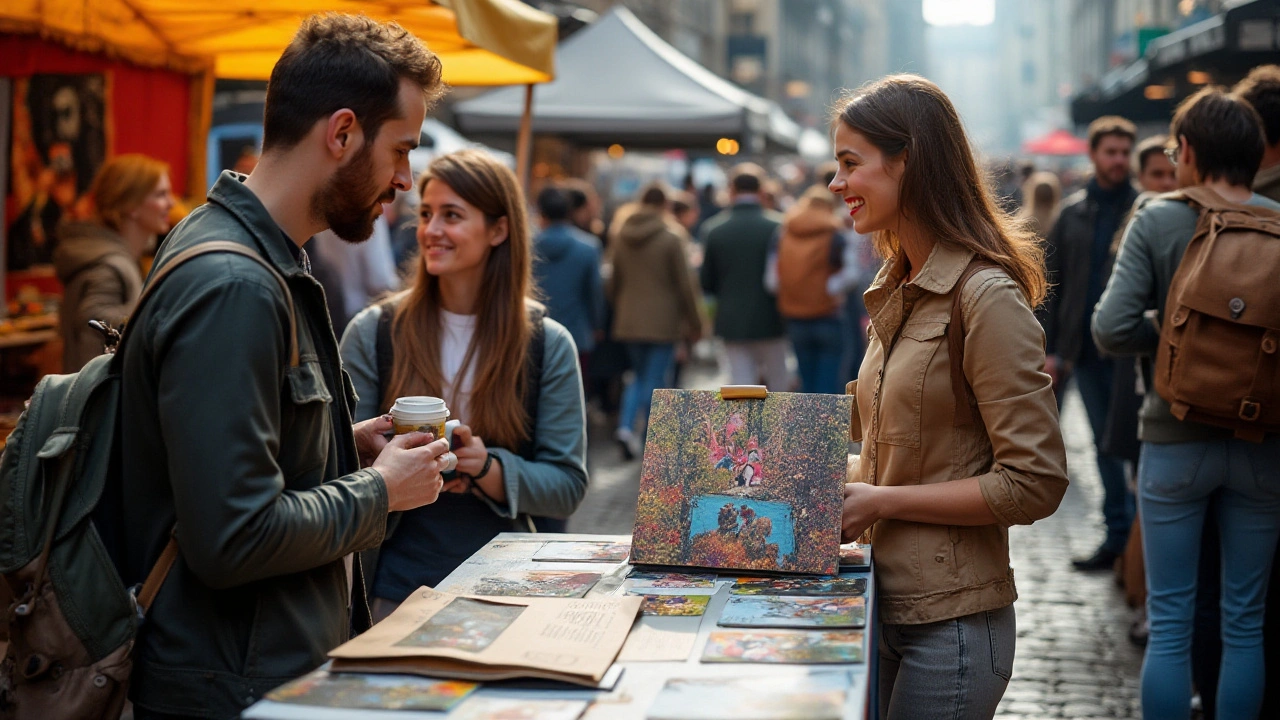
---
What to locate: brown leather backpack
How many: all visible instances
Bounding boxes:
[1154,187,1280,443]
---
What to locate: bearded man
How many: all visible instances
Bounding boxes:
[118,15,454,719]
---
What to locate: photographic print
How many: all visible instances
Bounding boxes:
[469,571,601,598]
[264,669,476,711]
[394,597,525,652]
[839,543,870,570]
[646,671,850,720]
[532,541,631,563]
[701,630,865,664]
[731,576,867,596]
[634,593,711,616]
[631,390,851,575]
[449,697,589,720]
[718,596,866,629]
[626,571,718,589]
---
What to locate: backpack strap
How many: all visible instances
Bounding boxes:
[374,298,400,414]
[948,259,1000,428]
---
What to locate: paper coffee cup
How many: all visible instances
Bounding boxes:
[390,396,449,438]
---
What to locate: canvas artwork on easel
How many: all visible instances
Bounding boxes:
[631,389,852,575]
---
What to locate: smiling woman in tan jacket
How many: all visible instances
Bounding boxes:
[832,75,1069,719]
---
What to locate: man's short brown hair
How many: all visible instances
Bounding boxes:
[729,163,766,194]
[263,13,445,152]
[1233,64,1280,148]
[1171,86,1265,187]
[1087,115,1137,151]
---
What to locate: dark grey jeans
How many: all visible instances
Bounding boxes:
[878,604,1016,719]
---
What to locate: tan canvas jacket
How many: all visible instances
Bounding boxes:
[849,242,1068,625]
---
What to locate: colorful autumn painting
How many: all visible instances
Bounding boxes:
[701,630,865,664]
[468,571,601,598]
[265,669,476,710]
[632,390,851,575]
[635,593,712,616]
[717,595,867,629]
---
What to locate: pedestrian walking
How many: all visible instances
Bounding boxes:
[340,150,589,615]
[607,183,703,459]
[1093,86,1280,720]
[1041,115,1139,573]
[53,154,172,372]
[117,15,452,718]
[532,184,606,371]
[1015,171,1061,239]
[700,164,791,390]
[766,185,847,394]
[834,75,1068,720]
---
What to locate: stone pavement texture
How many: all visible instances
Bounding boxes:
[569,358,1145,718]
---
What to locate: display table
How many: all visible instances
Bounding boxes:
[243,532,873,719]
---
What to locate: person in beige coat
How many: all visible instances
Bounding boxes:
[53,154,174,371]
[605,183,702,459]
[833,75,1069,718]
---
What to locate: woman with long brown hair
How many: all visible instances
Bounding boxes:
[834,75,1069,717]
[340,150,588,617]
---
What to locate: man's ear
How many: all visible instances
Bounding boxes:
[488,216,510,247]
[326,109,362,159]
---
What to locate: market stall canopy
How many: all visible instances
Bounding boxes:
[0,0,557,85]
[1022,129,1089,156]
[454,6,799,153]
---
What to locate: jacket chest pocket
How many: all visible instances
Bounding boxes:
[279,360,333,486]
[877,319,949,448]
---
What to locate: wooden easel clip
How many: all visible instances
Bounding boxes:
[719,385,768,400]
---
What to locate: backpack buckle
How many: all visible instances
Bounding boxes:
[1239,399,1261,422]
[88,320,123,354]
[127,583,146,625]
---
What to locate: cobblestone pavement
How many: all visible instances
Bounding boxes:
[569,357,1145,718]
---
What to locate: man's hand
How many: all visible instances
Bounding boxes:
[373,432,450,512]
[353,414,393,469]
[842,482,883,543]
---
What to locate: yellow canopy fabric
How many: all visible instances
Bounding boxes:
[0,0,556,85]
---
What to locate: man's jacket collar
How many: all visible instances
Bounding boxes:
[206,170,308,278]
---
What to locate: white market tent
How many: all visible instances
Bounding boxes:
[454,6,800,153]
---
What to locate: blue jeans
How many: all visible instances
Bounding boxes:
[617,342,675,435]
[787,316,845,394]
[1139,437,1280,720]
[878,605,1016,719]
[1072,356,1134,554]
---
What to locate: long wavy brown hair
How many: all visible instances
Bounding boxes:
[832,74,1048,307]
[383,149,535,450]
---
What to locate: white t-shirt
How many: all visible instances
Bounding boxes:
[441,309,477,422]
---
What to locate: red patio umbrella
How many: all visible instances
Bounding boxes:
[1022,129,1090,156]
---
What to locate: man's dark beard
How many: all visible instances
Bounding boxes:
[311,143,395,243]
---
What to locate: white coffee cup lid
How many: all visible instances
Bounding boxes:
[392,396,448,416]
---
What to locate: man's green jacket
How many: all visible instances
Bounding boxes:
[119,172,388,718]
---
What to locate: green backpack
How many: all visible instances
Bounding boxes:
[0,241,297,720]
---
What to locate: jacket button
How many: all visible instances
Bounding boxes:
[93,675,108,688]
[935,555,946,563]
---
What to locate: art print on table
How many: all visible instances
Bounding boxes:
[731,576,867,596]
[448,696,589,720]
[702,630,865,664]
[646,671,850,720]
[839,543,870,569]
[469,571,601,598]
[264,669,476,711]
[626,571,717,589]
[718,595,866,629]
[394,597,525,652]
[635,593,711,616]
[631,390,850,575]
[532,541,631,563]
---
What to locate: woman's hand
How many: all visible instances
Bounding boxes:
[842,482,883,543]
[449,424,508,503]
[353,414,394,469]
[450,424,489,477]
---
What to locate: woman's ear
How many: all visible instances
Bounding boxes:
[488,216,510,247]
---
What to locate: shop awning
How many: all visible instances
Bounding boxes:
[1070,0,1280,125]
[0,0,557,86]
[453,6,801,153]
[1022,129,1089,156]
